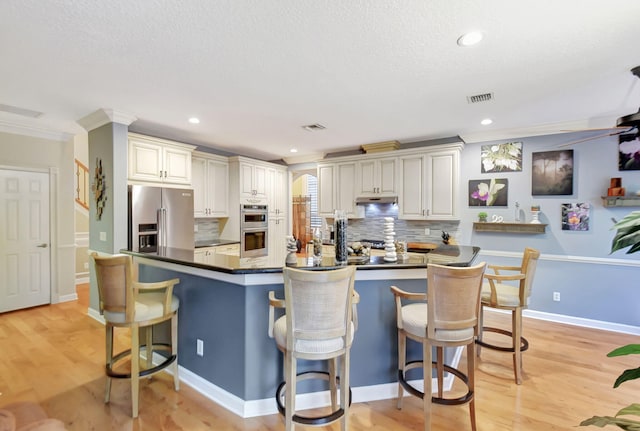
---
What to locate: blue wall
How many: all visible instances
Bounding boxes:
[458,132,640,327]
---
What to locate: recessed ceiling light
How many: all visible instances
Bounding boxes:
[290,148,298,153]
[457,31,484,47]
[481,118,493,125]
[188,117,200,124]
[302,123,326,131]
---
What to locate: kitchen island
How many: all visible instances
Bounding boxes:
[123,245,480,417]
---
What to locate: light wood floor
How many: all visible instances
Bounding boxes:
[0,284,638,430]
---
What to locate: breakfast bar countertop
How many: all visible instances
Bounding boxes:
[122,244,480,274]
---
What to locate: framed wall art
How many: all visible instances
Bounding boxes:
[561,202,590,231]
[532,149,573,195]
[618,132,640,171]
[468,178,508,206]
[481,141,523,173]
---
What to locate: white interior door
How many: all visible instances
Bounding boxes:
[0,169,51,312]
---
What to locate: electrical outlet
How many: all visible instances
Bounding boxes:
[99,231,107,241]
[196,339,204,357]
[83,262,89,269]
[424,228,431,235]
[553,292,561,302]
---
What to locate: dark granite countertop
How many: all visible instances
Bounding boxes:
[122,244,480,275]
[194,239,240,248]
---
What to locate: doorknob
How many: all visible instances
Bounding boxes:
[37,243,48,248]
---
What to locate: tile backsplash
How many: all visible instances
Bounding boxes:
[194,219,220,242]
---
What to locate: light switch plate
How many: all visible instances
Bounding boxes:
[99,232,107,241]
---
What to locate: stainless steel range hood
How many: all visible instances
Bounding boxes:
[355,196,398,205]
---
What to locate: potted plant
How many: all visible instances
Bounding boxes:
[581,211,640,428]
[478,211,488,222]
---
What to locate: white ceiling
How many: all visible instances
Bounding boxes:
[1,1,640,162]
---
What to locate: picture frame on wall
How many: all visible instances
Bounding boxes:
[468,178,508,206]
[561,202,590,231]
[618,132,640,171]
[481,141,523,173]
[532,150,573,195]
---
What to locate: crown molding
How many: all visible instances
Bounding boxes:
[76,108,137,132]
[0,119,74,142]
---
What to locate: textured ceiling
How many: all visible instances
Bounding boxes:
[1,1,640,162]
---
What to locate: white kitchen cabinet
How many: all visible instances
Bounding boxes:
[266,166,288,217]
[194,248,208,264]
[316,161,363,218]
[239,161,267,201]
[269,215,287,264]
[357,157,397,196]
[128,133,195,185]
[192,152,229,218]
[214,243,239,256]
[398,148,460,220]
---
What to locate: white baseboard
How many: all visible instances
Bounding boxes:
[57,293,78,303]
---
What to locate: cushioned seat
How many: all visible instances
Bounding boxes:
[268,265,357,431]
[0,402,67,431]
[476,247,540,385]
[91,253,180,418]
[391,262,486,431]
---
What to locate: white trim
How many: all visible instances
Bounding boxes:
[477,249,640,268]
[57,292,78,303]
[0,120,74,141]
[75,273,89,284]
[523,309,640,335]
[75,232,89,247]
[76,108,137,131]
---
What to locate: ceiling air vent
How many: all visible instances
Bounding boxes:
[0,103,43,118]
[302,123,326,131]
[466,93,494,104]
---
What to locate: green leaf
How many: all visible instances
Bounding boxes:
[612,229,640,254]
[617,404,640,418]
[608,345,640,357]
[580,415,640,430]
[614,368,640,388]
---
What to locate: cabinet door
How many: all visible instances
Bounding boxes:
[357,157,397,196]
[129,139,163,182]
[269,216,287,263]
[162,146,192,185]
[253,164,267,198]
[425,151,458,219]
[336,162,363,218]
[269,168,287,216]
[398,156,426,220]
[208,159,229,217]
[192,157,208,218]
[194,249,208,264]
[317,163,336,216]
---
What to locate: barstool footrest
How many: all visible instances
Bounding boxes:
[398,360,473,405]
[476,326,529,353]
[106,343,176,379]
[275,370,352,425]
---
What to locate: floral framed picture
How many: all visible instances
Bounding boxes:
[481,142,522,173]
[561,202,590,231]
[468,178,508,206]
[532,149,573,195]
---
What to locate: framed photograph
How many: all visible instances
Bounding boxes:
[532,150,573,195]
[619,132,640,171]
[561,202,590,231]
[468,178,508,206]
[481,142,523,173]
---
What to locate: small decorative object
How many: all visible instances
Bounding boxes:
[532,150,573,195]
[562,203,590,231]
[514,201,522,223]
[334,210,348,265]
[383,217,397,262]
[491,215,504,223]
[481,142,523,173]
[469,178,508,206]
[530,205,541,224]
[441,231,450,244]
[91,157,107,221]
[478,211,488,222]
[312,227,323,263]
[285,236,298,265]
[608,177,625,196]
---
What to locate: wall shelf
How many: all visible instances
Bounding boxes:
[473,222,547,234]
[601,196,640,208]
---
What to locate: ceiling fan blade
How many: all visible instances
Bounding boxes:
[557,127,637,147]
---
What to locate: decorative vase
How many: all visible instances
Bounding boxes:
[334,210,348,265]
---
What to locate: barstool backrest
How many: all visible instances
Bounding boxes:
[427,262,487,342]
[92,253,134,320]
[282,266,356,355]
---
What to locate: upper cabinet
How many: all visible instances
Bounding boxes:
[356,157,397,196]
[266,166,288,217]
[192,151,229,218]
[128,133,196,185]
[398,147,460,220]
[238,161,267,202]
[317,161,364,219]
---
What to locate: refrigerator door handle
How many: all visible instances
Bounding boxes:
[157,208,164,248]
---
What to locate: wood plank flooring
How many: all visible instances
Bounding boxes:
[0,283,638,430]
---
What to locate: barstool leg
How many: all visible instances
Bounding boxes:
[513,309,523,384]
[477,306,484,357]
[468,342,477,431]
[131,323,140,418]
[285,350,296,431]
[436,347,444,398]
[105,325,113,404]
[397,330,406,409]
[329,357,337,411]
[172,313,180,390]
[340,351,350,431]
[423,341,433,431]
[145,326,153,370]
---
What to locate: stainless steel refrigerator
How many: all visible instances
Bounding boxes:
[128,185,194,252]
